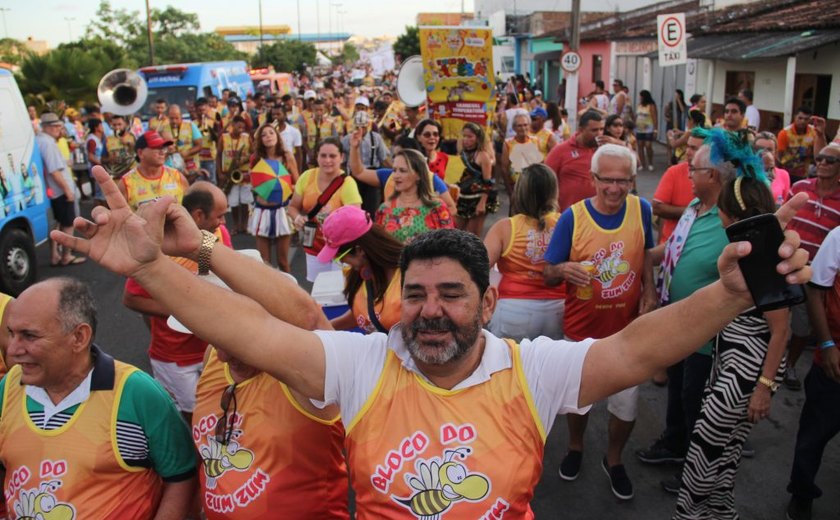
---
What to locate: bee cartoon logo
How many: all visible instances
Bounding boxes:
[595,242,630,288]
[13,480,75,520]
[199,434,255,490]
[394,447,490,519]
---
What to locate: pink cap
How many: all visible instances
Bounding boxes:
[316,206,373,263]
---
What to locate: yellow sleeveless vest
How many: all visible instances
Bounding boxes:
[345,340,544,519]
[122,166,185,211]
[0,362,163,519]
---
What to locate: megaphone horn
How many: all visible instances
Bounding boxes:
[396,55,427,108]
[98,69,148,116]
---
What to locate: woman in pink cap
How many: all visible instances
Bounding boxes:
[317,205,404,334]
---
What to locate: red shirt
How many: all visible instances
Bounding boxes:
[653,162,695,244]
[544,134,596,212]
[428,151,449,180]
[787,179,840,261]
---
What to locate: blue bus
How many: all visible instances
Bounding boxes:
[0,68,50,295]
[138,61,254,121]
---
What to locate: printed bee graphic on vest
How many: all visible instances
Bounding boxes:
[394,447,490,519]
[199,434,255,490]
[595,241,630,288]
[13,480,75,520]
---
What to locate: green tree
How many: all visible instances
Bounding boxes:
[393,26,420,61]
[252,40,316,73]
[18,46,116,107]
[332,42,360,65]
[142,33,245,65]
[86,0,144,49]
[0,38,30,66]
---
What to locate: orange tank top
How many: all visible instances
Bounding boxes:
[0,292,11,378]
[350,271,402,333]
[498,213,566,300]
[564,195,645,341]
[0,363,163,519]
[192,349,348,520]
[345,341,545,519]
[122,166,185,211]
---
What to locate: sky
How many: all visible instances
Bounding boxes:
[3,0,478,47]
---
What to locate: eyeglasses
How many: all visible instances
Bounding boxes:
[689,166,715,175]
[334,246,354,265]
[215,384,237,445]
[593,173,633,187]
[421,131,439,138]
[815,154,840,165]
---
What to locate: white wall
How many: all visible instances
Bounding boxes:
[796,42,840,120]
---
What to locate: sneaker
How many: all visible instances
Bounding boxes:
[660,473,682,495]
[559,450,583,481]
[786,496,812,520]
[741,440,755,459]
[636,440,685,465]
[602,457,634,500]
[647,164,655,172]
[784,366,802,391]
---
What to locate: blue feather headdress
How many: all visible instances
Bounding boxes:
[692,127,767,184]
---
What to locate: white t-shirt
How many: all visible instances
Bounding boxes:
[315,325,593,433]
[810,226,840,288]
[279,124,302,152]
[745,105,760,130]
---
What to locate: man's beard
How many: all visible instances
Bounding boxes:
[402,310,483,366]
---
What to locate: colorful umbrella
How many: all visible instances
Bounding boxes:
[250,158,293,204]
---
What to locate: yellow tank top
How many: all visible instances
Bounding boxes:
[148,116,170,133]
[220,133,251,173]
[0,293,11,378]
[122,166,186,211]
[303,114,338,149]
[197,116,218,160]
[346,341,544,519]
[169,121,195,158]
[0,362,163,519]
[565,195,645,341]
[506,137,543,176]
[192,349,348,520]
[533,128,553,156]
[105,134,137,176]
[498,213,566,300]
[350,271,402,334]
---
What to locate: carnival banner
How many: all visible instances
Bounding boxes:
[419,26,495,140]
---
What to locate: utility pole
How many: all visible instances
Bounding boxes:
[63,17,75,41]
[258,0,264,51]
[297,0,302,41]
[0,8,8,40]
[564,0,581,132]
[145,0,155,65]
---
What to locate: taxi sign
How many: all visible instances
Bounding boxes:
[657,13,687,66]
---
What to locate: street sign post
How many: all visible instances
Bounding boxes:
[657,13,687,67]
[561,51,582,73]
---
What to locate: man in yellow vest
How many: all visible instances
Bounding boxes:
[102,115,137,179]
[119,130,189,211]
[165,104,202,179]
[543,144,657,500]
[148,98,169,133]
[302,99,340,167]
[778,106,818,183]
[0,277,197,519]
[53,166,813,519]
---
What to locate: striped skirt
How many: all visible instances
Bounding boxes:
[247,204,292,238]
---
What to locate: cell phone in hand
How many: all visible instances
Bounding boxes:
[725,213,805,312]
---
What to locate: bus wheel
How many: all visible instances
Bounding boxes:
[0,228,36,296]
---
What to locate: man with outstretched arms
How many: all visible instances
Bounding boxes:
[52,165,811,519]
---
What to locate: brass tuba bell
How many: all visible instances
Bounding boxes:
[97,69,148,116]
[230,170,244,184]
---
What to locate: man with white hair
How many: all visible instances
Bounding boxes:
[543,144,657,500]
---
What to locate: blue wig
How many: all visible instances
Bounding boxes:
[692,127,768,184]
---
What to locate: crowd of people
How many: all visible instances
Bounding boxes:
[7,60,840,520]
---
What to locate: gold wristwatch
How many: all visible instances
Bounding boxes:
[197,230,218,275]
[758,375,779,392]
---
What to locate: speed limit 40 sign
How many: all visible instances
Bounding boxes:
[561,51,582,73]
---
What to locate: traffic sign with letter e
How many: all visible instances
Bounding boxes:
[561,51,582,73]
[657,13,687,66]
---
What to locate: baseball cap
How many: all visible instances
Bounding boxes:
[136,130,174,150]
[534,90,543,97]
[317,206,373,263]
[354,96,370,108]
[303,90,317,100]
[530,107,548,119]
[227,97,241,106]
[39,112,62,126]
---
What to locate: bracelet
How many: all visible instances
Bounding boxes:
[758,375,780,392]
[197,230,218,276]
[819,340,836,350]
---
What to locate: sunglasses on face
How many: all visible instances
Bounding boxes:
[421,131,439,138]
[815,154,840,165]
[215,384,237,445]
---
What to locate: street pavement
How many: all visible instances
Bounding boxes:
[32,144,840,518]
